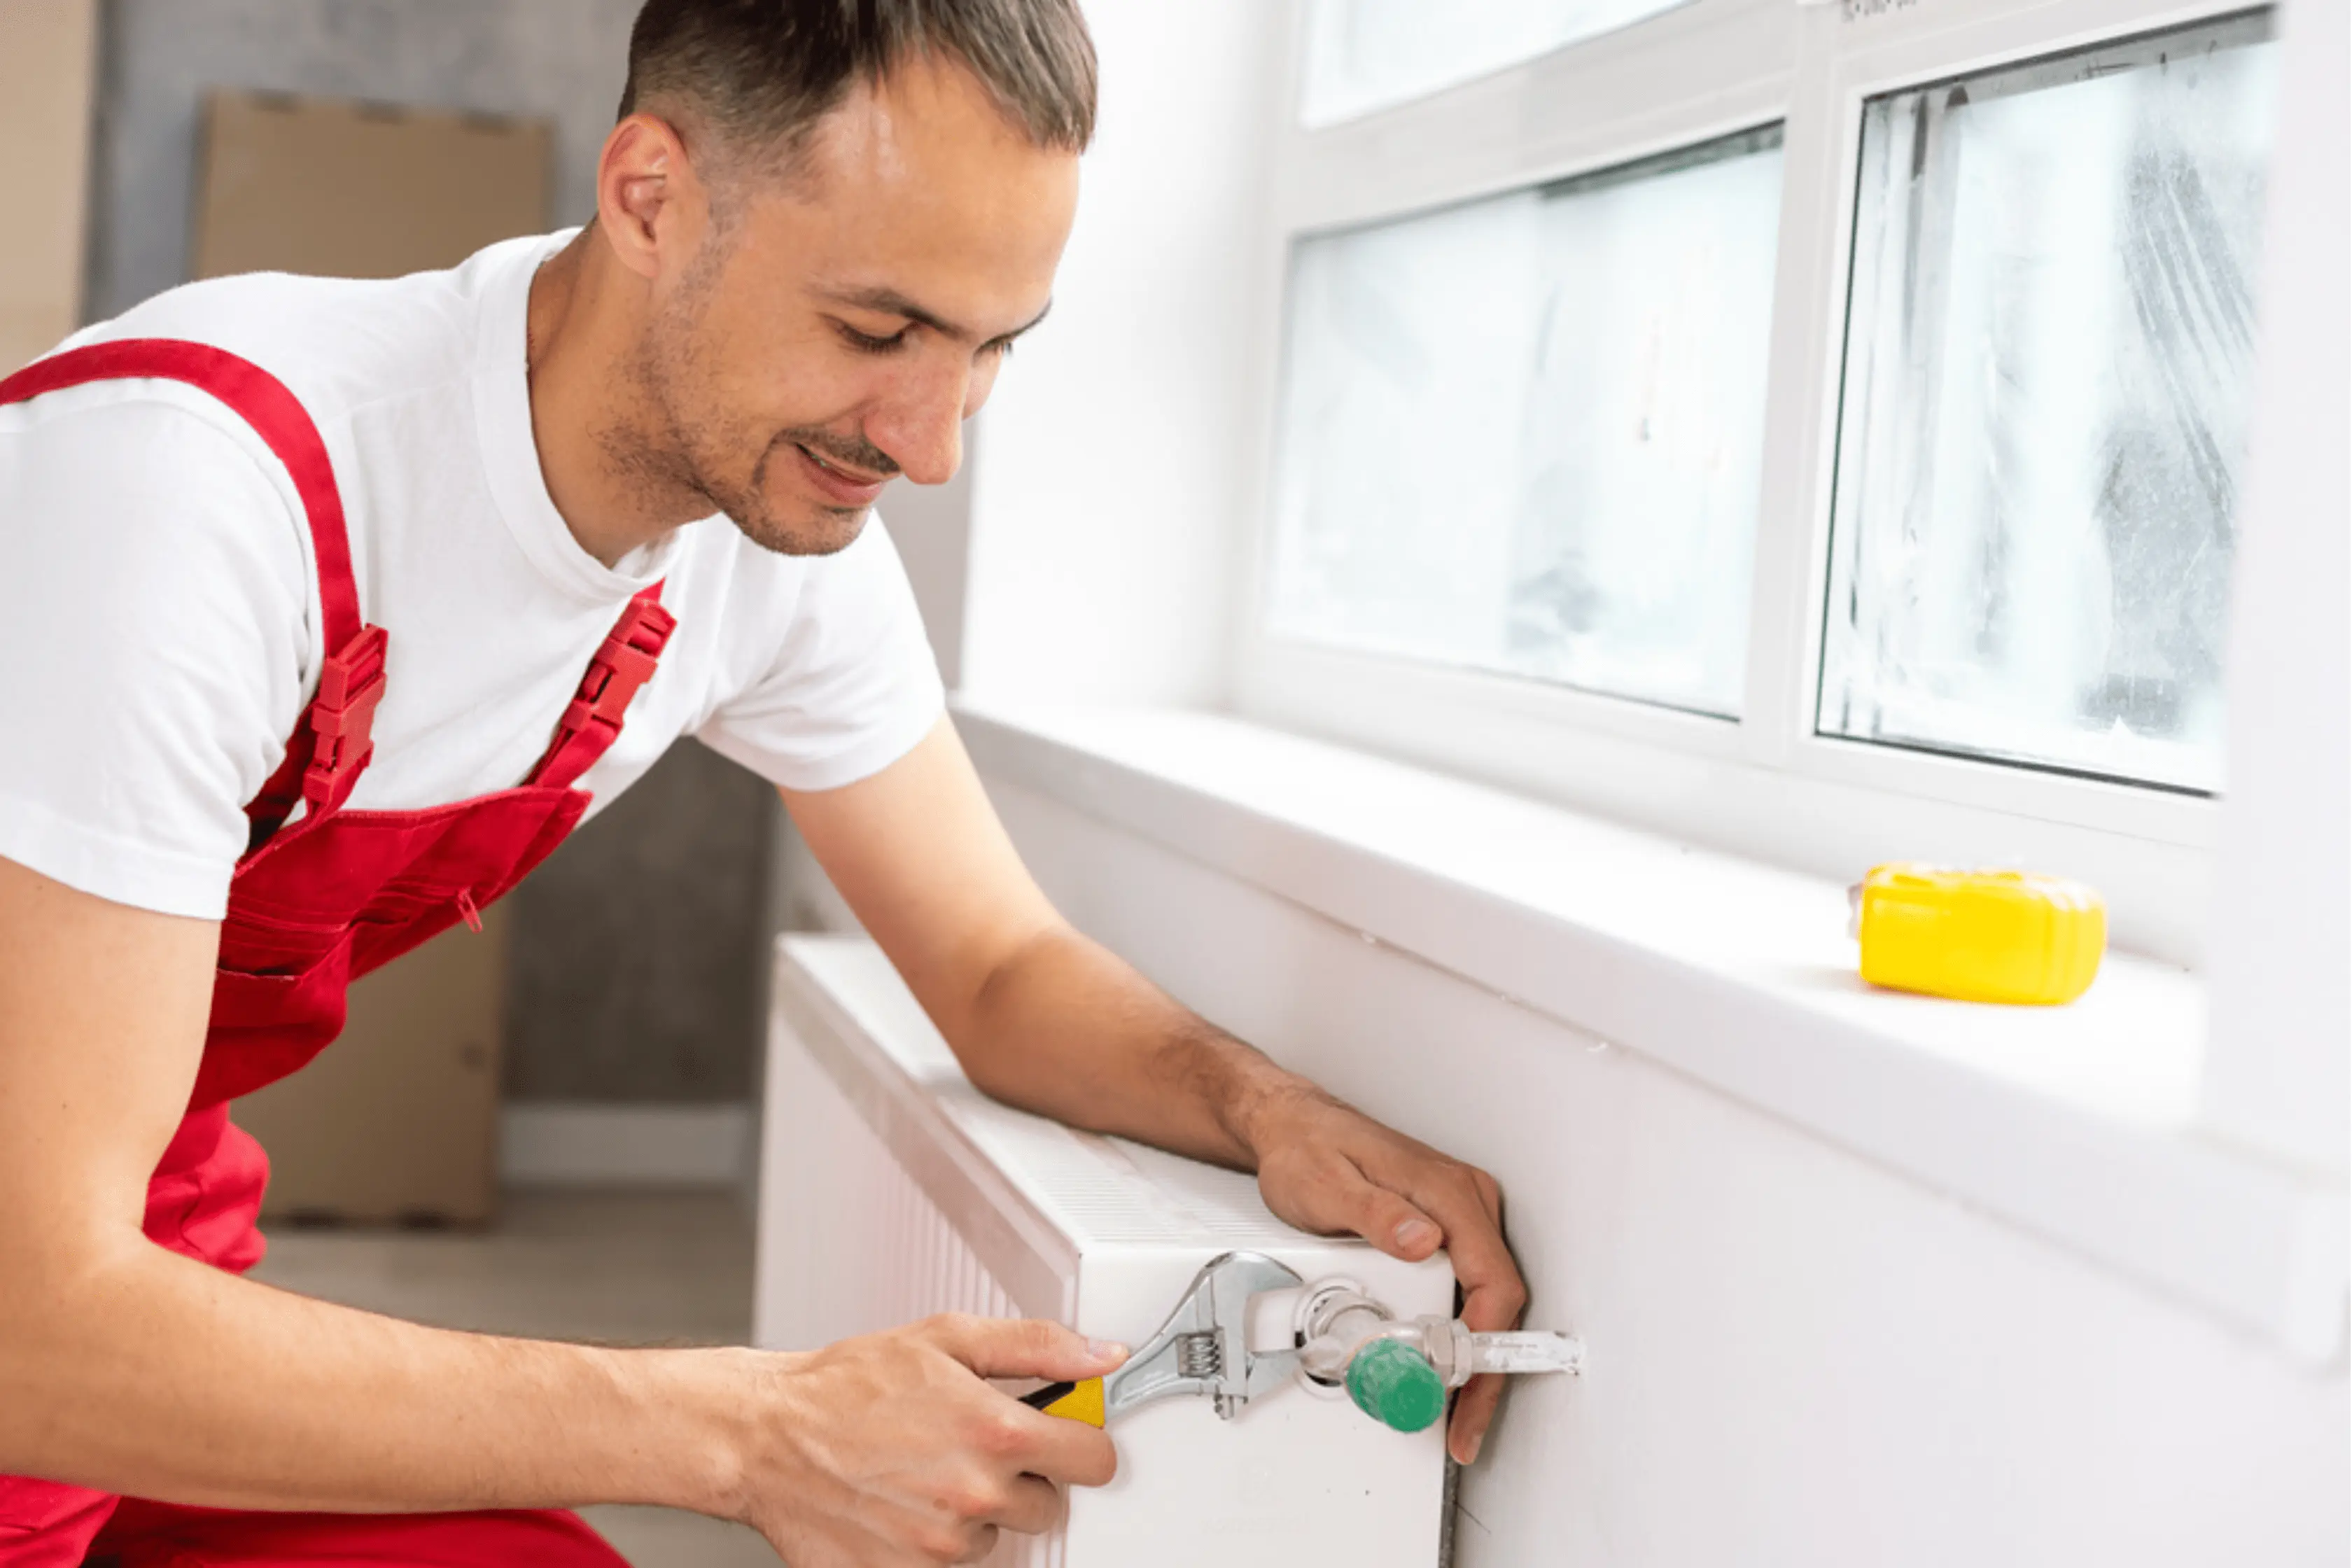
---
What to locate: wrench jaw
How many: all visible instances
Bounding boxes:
[1208,1253,1304,1420]
[1235,1343,1301,1410]
[1100,1252,1304,1422]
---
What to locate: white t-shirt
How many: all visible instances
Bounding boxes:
[0,231,944,921]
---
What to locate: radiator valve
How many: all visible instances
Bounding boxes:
[1294,1281,1583,1434]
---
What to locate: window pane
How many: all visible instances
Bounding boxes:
[1820,17,2281,792]
[1301,0,1696,127]
[1267,128,1784,718]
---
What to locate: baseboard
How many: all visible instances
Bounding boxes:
[500,1102,755,1189]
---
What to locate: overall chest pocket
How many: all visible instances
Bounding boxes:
[200,910,359,1108]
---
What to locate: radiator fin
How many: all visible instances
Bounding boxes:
[757,1008,1053,1566]
[760,1008,1032,1337]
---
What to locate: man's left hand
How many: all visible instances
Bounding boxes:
[783,727,1531,1464]
[1241,1083,1527,1466]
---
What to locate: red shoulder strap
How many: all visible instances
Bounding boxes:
[526,584,676,792]
[0,340,386,839]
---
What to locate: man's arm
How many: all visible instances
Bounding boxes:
[784,717,1530,1464]
[0,852,1119,1565]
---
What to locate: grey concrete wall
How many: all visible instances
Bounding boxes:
[86,0,780,1105]
[505,743,778,1103]
[85,0,639,320]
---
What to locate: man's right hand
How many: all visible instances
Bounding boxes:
[0,853,1114,1550]
[733,1315,1126,1566]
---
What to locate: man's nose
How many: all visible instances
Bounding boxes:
[868,360,967,487]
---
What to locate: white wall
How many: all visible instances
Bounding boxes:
[2202,0,2351,1175]
[954,0,1283,708]
[982,776,2346,1566]
[884,456,977,688]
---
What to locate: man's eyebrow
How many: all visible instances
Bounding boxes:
[821,287,1052,346]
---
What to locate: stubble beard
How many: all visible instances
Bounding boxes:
[601,262,875,559]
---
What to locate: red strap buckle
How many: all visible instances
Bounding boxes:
[304,624,389,802]
[559,597,675,735]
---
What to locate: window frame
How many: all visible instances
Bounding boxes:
[1229,0,2276,965]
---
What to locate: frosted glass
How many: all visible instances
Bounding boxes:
[1301,0,1695,126]
[1267,129,1784,717]
[1820,17,2280,792]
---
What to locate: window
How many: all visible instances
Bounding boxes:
[1241,0,2286,962]
[1821,15,2281,793]
[1299,0,1699,127]
[1268,127,1784,717]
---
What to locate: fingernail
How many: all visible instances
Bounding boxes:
[1088,1338,1129,1364]
[1394,1219,1439,1252]
[1464,1432,1484,1465]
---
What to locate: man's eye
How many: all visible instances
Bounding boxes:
[836,323,908,354]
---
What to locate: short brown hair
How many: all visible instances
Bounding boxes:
[620,0,1096,169]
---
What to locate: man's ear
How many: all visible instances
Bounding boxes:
[596,112,705,283]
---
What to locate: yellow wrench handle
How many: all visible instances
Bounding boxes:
[1020,1377,1107,1427]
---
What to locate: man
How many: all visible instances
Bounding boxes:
[0,3,1525,1564]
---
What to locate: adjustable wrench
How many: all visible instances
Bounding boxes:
[1020,1251,1303,1426]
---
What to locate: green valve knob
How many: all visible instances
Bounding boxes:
[1345,1338,1448,1434]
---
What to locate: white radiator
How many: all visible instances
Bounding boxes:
[755,935,1454,1566]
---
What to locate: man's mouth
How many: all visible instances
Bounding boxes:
[792,442,892,506]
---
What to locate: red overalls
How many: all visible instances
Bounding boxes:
[0,342,678,1566]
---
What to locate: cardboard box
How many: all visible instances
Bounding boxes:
[199,89,552,1223]
[0,0,98,371]
[192,90,552,284]
[234,907,511,1226]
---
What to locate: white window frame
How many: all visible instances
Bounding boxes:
[1228,0,2279,966]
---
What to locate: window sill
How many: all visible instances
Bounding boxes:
[955,698,2348,1364]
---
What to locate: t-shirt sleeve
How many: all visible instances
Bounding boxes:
[0,391,312,918]
[694,517,947,793]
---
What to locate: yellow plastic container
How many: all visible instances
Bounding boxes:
[1851,864,2106,1005]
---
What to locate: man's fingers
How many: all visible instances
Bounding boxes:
[1345,1161,1519,1464]
[1274,1154,1446,1259]
[1452,1233,1529,1334]
[1378,1163,1526,1332]
[1292,1150,1525,1327]
[1471,1167,1504,1228]
[990,1474,1065,1536]
[1251,1103,1532,1471]
[1396,1165,1520,1466]
[899,1315,1125,1497]
[994,1402,1119,1490]
[1352,1182,1446,1261]
[924,1313,1128,1382]
[1447,1372,1504,1465]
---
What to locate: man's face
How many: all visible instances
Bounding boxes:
[629,59,1081,555]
